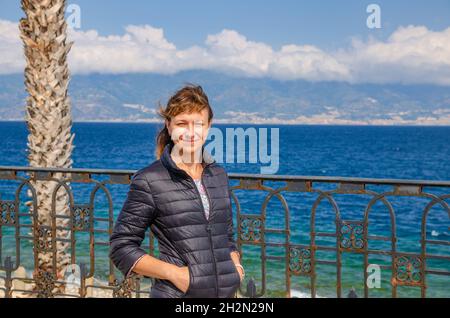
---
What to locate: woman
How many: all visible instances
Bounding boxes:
[109,84,244,298]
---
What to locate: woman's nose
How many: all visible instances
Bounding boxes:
[185,123,196,139]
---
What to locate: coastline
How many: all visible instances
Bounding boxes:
[1,119,450,127]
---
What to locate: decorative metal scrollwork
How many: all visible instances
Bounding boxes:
[289,247,312,275]
[112,278,134,298]
[34,270,56,298]
[36,227,53,252]
[339,221,365,251]
[0,200,16,225]
[393,255,423,286]
[240,215,263,243]
[73,204,91,231]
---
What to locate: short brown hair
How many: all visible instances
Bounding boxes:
[155,84,213,159]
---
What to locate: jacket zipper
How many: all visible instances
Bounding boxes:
[186,168,219,297]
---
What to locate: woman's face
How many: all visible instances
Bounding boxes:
[166,108,211,161]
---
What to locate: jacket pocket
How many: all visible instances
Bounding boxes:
[151,282,185,298]
[227,263,241,298]
[180,262,194,297]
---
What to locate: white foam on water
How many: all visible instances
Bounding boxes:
[290,289,324,298]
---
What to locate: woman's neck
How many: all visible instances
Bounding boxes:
[171,148,204,179]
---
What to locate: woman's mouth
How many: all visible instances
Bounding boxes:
[180,137,200,143]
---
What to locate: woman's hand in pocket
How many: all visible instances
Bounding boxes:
[235,264,244,282]
[169,265,190,293]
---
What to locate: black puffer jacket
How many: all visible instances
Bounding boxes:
[109,142,241,298]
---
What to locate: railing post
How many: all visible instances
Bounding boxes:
[245,277,257,298]
[347,287,358,298]
[4,257,13,298]
[79,263,87,298]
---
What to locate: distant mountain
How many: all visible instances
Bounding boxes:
[0,70,449,124]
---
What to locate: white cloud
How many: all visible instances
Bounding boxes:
[202,29,274,76]
[339,25,450,85]
[0,19,449,85]
[0,20,24,74]
[67,25,179,74]
[270,44,350,81]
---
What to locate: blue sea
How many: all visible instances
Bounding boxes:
[0,121,449,298]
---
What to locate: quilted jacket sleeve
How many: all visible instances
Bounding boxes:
[109,172,156,277]
[225,171,239,254]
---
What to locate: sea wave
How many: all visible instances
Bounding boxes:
[290,289,324,298]
[431,230,450,238]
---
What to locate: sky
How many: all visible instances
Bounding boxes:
[1,0,450,85]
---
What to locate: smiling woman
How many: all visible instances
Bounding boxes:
[109,84,245,298]
[156,85,213,168]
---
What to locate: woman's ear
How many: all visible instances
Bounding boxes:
[165,119,170,132]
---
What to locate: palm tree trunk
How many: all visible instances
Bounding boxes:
[19,0,75,291]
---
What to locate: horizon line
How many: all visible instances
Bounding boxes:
[1,119,450,127]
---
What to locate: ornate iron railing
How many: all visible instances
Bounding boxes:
[0,166,449,298]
